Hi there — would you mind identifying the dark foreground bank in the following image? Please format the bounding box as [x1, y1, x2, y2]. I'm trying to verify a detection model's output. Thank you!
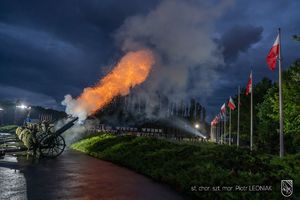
[71, 134, 300, 199]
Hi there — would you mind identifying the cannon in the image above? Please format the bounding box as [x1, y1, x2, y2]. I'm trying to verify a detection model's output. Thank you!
[37, 117, 78, 158]
[0, 117, 78, 158]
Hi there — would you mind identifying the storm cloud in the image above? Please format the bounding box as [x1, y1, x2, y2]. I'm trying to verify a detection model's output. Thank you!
[220, 25, 263, 63]
[0, 0, 300, 119]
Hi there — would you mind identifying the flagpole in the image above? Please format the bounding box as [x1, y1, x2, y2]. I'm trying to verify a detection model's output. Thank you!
[210, 124, 213, 141]
[229, 108, 231, 146]
[214, 124, 217, 142]
[216, 124, 218, 143]
[237, 86, 240, 147]
[224, 110, 227, 144]
[250, 70, 253, 151]
[218, 121, 220, 143]
[220, 117, 223, 144]
[278, 28, 284, 157]
[216, 122, 218, 143]
[222, 117, 225, 144]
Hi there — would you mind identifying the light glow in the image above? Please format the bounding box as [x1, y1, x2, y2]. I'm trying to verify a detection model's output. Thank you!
[16, 104, 30, 110]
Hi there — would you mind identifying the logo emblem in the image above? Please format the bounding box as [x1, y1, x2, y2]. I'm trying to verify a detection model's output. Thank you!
[281, 180, 293, 197]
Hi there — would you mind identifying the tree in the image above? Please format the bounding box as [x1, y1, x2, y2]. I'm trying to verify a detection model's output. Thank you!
[257, 59, 300, 154]
[230, 78, 273, 147]
[256, 86, 279, 153]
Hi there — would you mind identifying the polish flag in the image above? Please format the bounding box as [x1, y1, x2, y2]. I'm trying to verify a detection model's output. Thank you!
[218, 113, 223, 120]
[266, 34, 280, 71]
[221, 103, 226, 113]
[215, 115, 220, 122]
[246, 72, 252, 96]
[211, 118, 217, 126]
[228, 96, 236, 110]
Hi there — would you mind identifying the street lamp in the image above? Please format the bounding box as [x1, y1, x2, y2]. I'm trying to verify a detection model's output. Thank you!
[194, 123, 200, 129]
[16, 104, 32, 124]
[16, 104, 30, 110]
[0, 108, 3, 125]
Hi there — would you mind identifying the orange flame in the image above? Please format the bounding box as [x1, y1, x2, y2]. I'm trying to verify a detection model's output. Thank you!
[65, 49, 155, 119]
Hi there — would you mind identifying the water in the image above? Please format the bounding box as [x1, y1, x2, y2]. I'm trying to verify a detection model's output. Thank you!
[0, 132, 11, 137]
[0, 150, 184, 200]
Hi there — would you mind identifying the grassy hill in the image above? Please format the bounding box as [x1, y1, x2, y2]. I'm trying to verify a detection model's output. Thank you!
[71, 134, 299, 199]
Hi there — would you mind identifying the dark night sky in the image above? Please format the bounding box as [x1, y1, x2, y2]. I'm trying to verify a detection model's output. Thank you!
[0, 0, 299, 119]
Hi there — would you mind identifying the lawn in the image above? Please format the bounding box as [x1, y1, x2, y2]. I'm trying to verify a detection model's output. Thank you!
[71, 134, 299, 199]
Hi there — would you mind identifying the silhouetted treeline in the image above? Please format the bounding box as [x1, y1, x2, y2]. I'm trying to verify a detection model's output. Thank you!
[94, 93, 209, 134]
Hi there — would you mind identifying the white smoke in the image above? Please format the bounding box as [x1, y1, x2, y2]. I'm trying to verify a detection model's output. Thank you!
[62, 0, 234, 121]
[115, 0, 234, 115]
[55, 118, 100, 145]
[61, 94, 88, 122]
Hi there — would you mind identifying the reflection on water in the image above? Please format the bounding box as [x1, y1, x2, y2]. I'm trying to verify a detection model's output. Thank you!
[0, 156, 28, 200]
[0, 132, 11, 136]
[1, 150, 183, 200]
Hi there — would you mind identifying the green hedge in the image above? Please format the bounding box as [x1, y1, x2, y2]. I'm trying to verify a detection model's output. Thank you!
[71, 134, 299, 199]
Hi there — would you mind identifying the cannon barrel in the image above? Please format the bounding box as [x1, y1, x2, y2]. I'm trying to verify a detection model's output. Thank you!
[54, 117, 78, 136]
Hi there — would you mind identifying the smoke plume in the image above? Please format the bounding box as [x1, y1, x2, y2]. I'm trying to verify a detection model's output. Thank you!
[116, 0, 233, 110]
[62, 0, 233, 121]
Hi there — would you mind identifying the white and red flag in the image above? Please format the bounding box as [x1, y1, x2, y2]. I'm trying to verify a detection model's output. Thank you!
[246, 72, 252, 96]
[216, 115, 220, 122]
[266, 34, 280, 71]
[228, 96, 236, 110]
[211, 117, 217, 126]
[221, 103, 226, 113]
[218, 113, 223, 120]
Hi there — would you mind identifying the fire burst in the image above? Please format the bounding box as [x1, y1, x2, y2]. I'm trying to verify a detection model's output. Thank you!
[62, 49, 155, 121]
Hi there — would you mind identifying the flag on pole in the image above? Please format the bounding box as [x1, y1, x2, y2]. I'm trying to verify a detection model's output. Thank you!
[246, 72, 252, 96]
[216, 115, 220, 122]
[228, 97, 236, 110]
[211, 114, 221, 126]
[211, 117, 217, 126]
[266, 34, 280, 71]
[218, 113, 223, 120]
[271, 29, 284, 157]
[221, 103, 226, 113]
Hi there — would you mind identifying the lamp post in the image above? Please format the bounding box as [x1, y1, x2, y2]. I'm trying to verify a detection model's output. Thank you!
[0, 108, 3, 125]
[16, 104, 30, 110]
[16, 104, 32, 124]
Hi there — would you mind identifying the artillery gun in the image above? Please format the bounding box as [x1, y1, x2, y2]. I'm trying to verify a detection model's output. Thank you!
[0, 117, 78, 158]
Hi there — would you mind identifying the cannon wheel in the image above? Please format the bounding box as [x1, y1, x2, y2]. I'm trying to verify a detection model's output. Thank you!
[39, 134, 66, 158]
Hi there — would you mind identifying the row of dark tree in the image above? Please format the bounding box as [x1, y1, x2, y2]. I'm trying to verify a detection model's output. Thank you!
[227, 59, 300, 154]
[94, 93, 208, 132]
